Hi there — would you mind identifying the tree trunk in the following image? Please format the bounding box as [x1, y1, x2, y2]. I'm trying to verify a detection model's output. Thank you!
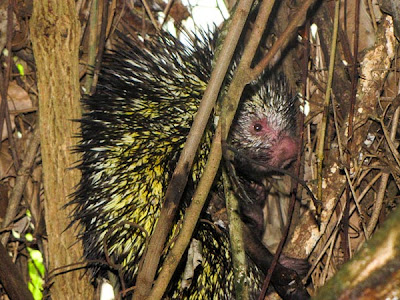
[30, 1, 93, 299]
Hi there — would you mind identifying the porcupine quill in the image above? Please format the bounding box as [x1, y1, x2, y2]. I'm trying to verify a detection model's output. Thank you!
[70, 28, 307, 299]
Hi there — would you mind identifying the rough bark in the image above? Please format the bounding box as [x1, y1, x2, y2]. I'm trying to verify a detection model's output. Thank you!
[30, 1, 93, 299]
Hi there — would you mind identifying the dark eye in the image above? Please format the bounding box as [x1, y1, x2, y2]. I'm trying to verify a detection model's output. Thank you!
[254, 123, 263, 132]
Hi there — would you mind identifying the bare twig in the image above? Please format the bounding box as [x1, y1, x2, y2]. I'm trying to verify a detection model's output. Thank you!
[249, 0, 318, 82]
[342, 0, 361, 260]
[0, 0, 20, 169]
[84, 0, 99, 94]
[1, 126, 40, 245]
[367, 105, 400, 237]
[160, 0, 175, 28]
[316, 0, 340, 204]
[223, 158, 249, 299]
[132, 0, 255, 298]
[147, 125, 223, 300]
[141, 0, 160, 32]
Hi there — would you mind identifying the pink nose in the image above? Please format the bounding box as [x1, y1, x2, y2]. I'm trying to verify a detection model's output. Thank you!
[269, 136, 299, 168]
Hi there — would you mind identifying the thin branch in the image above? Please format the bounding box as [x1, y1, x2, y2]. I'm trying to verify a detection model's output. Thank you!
[147, 125, 223, 300]
[342, 0, 360, 261]
[160, 0, 175, 28]
[90, 0, 110, 95]
[317, 0, 340, 203]
[306, 171, 383, 281]
[132, 0, 255, 298]
[249, 0, 318, 82]
[367, 105, 400, 237]
[223, 161, 249, 299]
[1, 126, 40, 245]
[0, 0, 20, 169]
[141, 0, 160, 32]
[83, 0, 99, 94]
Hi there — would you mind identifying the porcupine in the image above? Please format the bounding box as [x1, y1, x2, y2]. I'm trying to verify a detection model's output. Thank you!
[70, 28, 299, 299]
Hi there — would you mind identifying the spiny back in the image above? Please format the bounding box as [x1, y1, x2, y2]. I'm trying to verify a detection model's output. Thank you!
[73, 32, 216, 287]
[72, 29, 297, 298]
